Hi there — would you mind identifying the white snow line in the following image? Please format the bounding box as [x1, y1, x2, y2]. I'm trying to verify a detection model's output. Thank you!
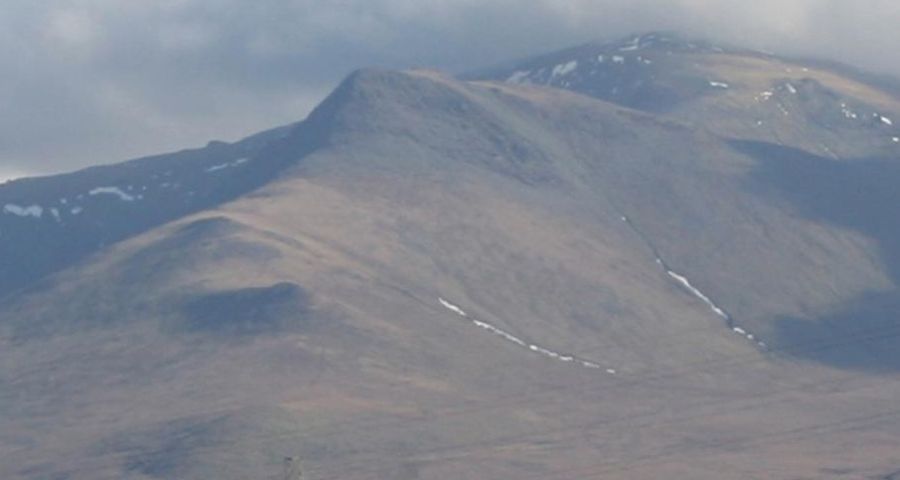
[439, 297, 467, 317]
[89, 187, 136, 202]
[473, 318, 528, 347]
[665, 270, 764, 349]
[205, 163, 230, 173]
[438, 298, 614, 373]
[666, 270, 730, 320]
[206, 157, 252, 173]
[499, 332, 528, 347]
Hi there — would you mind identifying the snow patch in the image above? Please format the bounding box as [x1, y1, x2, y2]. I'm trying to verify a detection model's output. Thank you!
[206, 157, 251, 173]
[506, 71, 531, 84]
[473, 319, 528, 347]
[551, 61, 578, 79]
[612, 55, 625, 64]
[666, 270, 729, 320]
[785, 83, 797, 94]
[439, 297, 467, 317]
[661, 266, 762, 348]
[709, 81, 729, 89]
[70, 207, 83, 215]
[438, 297, 614, 374]
[840, 103, 858, 119]
[89, 187, 136, 202]
[3, 204, 43, 218]
[618, 36, 642, 52]
[205, 163, 230, 173]
[880, 115, 893, 126]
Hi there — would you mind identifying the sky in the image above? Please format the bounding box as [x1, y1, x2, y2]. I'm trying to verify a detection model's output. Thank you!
[1, 0, 899, 180]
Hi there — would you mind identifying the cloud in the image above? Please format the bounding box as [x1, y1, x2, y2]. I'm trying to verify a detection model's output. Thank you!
[0, 0, 898, 177]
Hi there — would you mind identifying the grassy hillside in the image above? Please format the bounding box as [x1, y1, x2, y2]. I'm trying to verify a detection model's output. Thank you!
[2, 53, 900, 479]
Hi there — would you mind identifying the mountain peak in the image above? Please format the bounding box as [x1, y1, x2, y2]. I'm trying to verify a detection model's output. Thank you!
[588, 31, 730, 54]
[468, 31, 900, 136]
[296, 67, 474, 146]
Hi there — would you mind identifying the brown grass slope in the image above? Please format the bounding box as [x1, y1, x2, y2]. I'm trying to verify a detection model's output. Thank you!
[2, 65, 900, 479]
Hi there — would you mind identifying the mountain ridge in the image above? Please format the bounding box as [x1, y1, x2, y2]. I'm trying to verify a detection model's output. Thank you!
[3, 36, 900, 479]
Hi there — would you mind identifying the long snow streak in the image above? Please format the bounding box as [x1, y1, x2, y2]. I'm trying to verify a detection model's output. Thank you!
[438, 298, 615, 374]
[665, 270, 729, 320]
[664, 268, 765, 348]
[439, 297, 467, 317]
[617, 215, 765, 349]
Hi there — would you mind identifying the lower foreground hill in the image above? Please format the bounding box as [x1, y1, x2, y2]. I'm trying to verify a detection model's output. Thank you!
[2, 64, 900, 479]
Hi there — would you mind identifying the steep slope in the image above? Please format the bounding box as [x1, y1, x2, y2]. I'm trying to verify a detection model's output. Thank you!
[2, 60, 900, 480]
[473, 32, 900, 365]
[0, 122, 303, 297]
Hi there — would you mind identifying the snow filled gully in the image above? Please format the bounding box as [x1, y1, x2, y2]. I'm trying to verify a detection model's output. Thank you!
[438, 298, 617, 375]
[619, 215, 766, 350]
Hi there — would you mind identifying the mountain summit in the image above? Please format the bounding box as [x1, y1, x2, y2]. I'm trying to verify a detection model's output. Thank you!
[473, 32, 900, 155]
[2, 35, 900, 480]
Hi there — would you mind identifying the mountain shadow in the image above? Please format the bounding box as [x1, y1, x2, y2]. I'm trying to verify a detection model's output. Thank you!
[735, 140, 900, 372]
[177, 282, 313, 337]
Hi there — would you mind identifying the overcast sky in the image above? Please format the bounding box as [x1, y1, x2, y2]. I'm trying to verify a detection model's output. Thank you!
[1, 0, 898, 180]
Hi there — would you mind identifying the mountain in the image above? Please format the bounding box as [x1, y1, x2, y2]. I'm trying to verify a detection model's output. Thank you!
[2, 34, 900, 479]
[470, 32, 900, 154]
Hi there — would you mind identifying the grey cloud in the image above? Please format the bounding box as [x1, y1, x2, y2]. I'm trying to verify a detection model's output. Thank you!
[1, 0, 898, 177]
